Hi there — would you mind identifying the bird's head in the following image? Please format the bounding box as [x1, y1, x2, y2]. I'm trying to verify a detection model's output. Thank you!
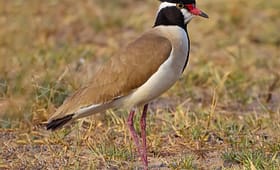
[155, 0, 208, 28]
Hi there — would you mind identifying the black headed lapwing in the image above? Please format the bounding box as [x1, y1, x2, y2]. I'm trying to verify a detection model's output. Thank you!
[47, 0, 208, 169]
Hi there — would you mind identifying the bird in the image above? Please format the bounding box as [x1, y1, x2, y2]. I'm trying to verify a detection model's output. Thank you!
[46, 0, 208, 169]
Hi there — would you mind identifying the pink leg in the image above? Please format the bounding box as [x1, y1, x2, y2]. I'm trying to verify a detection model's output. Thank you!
[140, 104, 149, 169]
[127, 106, 149, 170]
[127, 109, 142, 158]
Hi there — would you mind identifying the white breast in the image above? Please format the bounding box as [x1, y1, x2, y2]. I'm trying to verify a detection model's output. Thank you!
[118, 26, 189, 108]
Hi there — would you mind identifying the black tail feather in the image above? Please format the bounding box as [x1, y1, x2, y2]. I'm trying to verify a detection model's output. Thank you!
[46, 114, 74, 131]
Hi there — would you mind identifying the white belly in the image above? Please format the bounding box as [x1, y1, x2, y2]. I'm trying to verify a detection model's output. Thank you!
[119, 26, 189, 108]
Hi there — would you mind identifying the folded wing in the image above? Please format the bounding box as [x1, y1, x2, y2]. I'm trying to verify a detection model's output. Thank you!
[48, 30, 172, 121]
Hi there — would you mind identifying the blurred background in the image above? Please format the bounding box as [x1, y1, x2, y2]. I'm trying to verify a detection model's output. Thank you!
[0, 0, 279, 127]
[0, 0, 279, 169]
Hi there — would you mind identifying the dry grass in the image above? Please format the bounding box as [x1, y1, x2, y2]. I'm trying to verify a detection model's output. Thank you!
[0, 0, 280, 169]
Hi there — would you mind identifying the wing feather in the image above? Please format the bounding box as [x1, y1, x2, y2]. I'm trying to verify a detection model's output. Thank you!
[49, 30, 172, 120]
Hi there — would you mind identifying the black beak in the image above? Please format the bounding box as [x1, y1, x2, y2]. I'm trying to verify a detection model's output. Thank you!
[199, 11, 209, 18]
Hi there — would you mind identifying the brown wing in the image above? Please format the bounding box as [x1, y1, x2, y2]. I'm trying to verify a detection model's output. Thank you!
[50, 30, 172, 119]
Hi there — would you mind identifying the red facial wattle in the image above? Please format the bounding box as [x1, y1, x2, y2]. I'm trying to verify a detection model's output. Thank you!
[185, 4, 209, 18]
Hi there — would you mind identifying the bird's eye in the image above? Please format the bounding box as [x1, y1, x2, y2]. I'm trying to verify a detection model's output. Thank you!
[176, 3, 184, 9]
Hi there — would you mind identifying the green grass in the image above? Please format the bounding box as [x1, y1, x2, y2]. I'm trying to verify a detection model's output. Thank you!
[1, 0, 280, 169]
[222, 150, 279, 169]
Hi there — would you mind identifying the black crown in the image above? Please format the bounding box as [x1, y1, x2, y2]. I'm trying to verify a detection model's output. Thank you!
[159, 0, 195, 4]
